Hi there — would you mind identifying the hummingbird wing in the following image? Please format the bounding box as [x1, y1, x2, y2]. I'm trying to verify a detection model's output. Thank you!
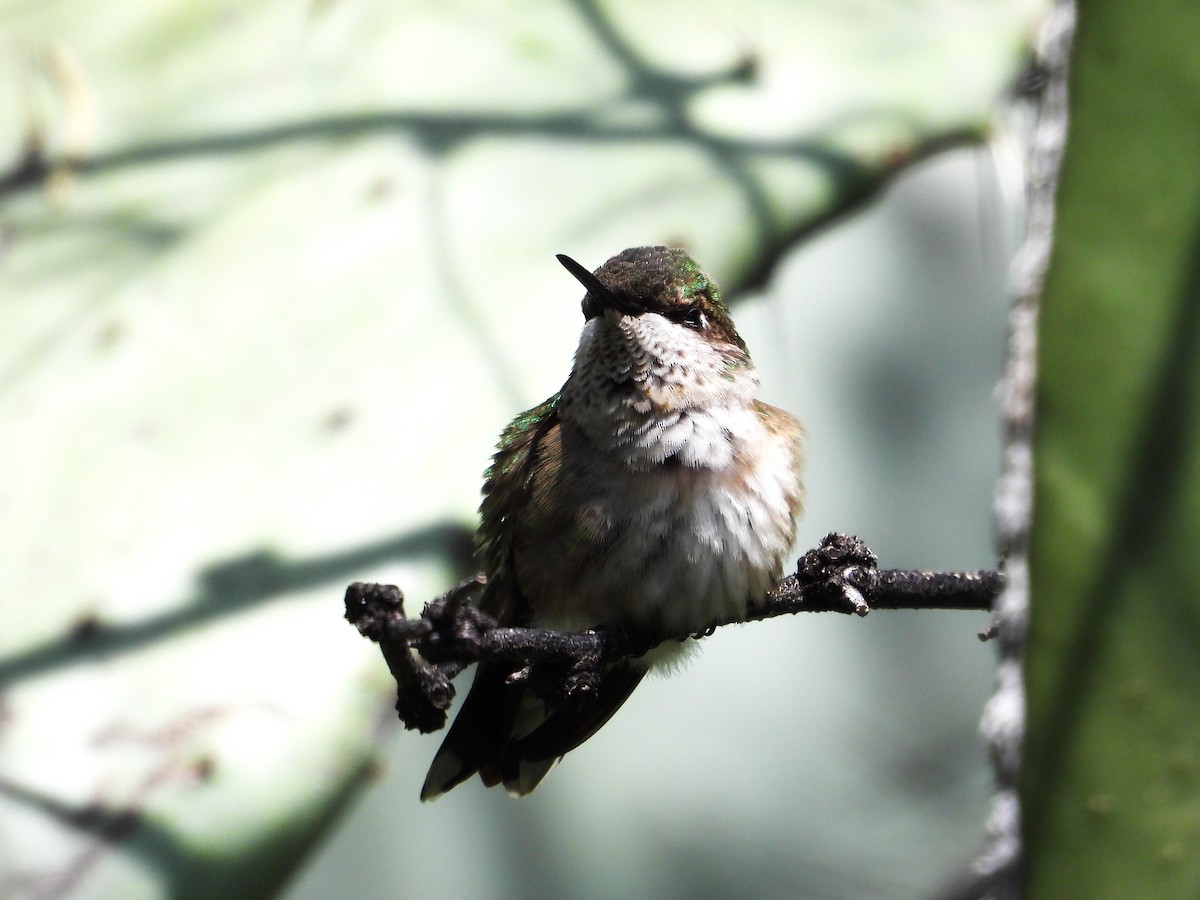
[422, 392, 658, 798]
[479, 397, 650, 794]
[421, 395, 559, 801]
[474, 393, 563, 622]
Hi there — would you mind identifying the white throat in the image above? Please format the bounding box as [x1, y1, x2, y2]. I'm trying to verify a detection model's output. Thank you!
[558, 312, 759, 470]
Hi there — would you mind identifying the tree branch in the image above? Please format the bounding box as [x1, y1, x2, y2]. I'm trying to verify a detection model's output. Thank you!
[344, 532, 1002, 734]
[964, 4, 1076, 898]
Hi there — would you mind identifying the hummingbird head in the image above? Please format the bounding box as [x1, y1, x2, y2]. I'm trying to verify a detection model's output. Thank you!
[556, 247, 748, 359]
[556, 247, 759, 458]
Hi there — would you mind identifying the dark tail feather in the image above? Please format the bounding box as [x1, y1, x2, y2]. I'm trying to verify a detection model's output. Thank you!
[420, 662, 522, 801]
[499, 664, 647, 796]
[422, 662, 648, 799]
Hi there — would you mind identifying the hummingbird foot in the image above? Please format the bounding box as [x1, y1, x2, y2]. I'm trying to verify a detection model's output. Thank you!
[420, 575, 496, 665]
[505, 656, 603, 713]
[795, 532, 881, 617]
[557, 656, 605, 710]
[521, 632, 609, 712]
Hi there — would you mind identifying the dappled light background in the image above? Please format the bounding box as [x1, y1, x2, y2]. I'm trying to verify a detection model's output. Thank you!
[1, 1, 1038, 897]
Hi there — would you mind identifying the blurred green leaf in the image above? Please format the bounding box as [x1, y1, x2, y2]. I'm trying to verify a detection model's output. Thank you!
[1023, 1, 1200, 896]
[1, 0, 1044, 896]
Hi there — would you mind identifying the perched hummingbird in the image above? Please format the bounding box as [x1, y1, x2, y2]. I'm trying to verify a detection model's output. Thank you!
[421, 246, 805, 799]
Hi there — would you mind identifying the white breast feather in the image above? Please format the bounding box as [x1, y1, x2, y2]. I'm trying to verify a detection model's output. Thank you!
[548, 312, 802, 643]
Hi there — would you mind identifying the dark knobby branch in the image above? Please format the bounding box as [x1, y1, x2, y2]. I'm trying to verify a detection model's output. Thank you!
[344, 532, 1003, 735]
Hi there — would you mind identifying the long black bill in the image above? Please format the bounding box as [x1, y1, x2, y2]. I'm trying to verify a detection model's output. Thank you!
[556, 253, 645, 316]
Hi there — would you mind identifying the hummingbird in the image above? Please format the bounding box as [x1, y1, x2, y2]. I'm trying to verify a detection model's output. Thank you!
[421, 246, 805, 799]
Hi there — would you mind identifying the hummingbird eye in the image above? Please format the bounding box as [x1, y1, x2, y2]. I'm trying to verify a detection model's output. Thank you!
[679, 305, 707, 329]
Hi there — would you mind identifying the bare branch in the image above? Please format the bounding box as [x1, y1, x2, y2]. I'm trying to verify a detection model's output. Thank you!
[968, 3, 1077, 898]
[344, 533, 1002, 735]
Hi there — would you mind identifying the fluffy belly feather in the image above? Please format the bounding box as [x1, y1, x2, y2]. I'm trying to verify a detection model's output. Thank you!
[514, 409, 801, 637]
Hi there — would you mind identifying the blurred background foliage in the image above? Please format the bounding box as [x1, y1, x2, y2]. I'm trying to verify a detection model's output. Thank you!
[0, 1, 1050, 898]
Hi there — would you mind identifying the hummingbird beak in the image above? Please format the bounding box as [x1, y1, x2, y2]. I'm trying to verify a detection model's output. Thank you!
[556, 253, 646, 316]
